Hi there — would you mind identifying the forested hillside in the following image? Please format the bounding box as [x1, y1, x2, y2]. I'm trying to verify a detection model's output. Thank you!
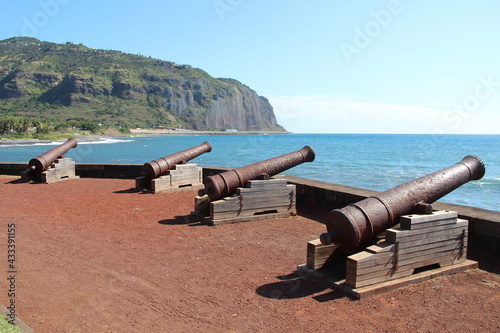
[0, 37, 285, 133]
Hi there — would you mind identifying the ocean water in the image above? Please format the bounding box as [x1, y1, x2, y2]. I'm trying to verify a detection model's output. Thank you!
[1, 134, 498, 211]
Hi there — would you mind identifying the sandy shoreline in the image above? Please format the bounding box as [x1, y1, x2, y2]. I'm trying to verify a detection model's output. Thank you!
[0, 136, 114, 146]
[0, 135, 130, 146]
[0, 130, 290, 146]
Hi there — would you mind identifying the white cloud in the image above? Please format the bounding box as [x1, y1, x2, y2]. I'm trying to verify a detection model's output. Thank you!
[267, 95, 500, 134]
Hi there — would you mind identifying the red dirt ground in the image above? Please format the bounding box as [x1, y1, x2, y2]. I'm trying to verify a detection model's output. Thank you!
[0, 176, 498, 332]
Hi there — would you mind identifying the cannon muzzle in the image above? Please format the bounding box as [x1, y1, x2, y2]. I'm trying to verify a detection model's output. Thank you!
[320, 155, 485, 252]
[142, 141, 212, 179]
[29, 138, 78, 174]
[204, 145, 315, 201]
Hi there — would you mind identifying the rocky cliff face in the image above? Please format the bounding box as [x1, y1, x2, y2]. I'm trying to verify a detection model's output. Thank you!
[0, 37, 285, 131]
[205, 83, 277, 131]
[0, 70, 61, 98]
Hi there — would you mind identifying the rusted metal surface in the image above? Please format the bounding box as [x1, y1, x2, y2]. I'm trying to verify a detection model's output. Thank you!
[28, 138, 78, 174]
[204, 146, 315, 201]
[142, 141, 212, 179]
[320, 155, 486, 252]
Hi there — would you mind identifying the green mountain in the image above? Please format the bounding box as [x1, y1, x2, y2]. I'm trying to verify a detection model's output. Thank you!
[0, 37, 285, 131]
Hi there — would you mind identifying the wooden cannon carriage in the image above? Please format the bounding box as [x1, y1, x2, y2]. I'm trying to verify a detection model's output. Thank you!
[194, 146, 315, 225]
[299, 155, 485, 299]
[21, 138, 79, 183]
[136, 141, 212, 193]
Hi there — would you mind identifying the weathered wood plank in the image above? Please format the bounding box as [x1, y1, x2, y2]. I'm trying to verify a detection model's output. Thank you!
[348, 236, 467, 271]
[143, 163, 202, 192]
[41, 158, 79, 184]
[223, 189, 294, 198]
[386, 220, 468, 242]
[151, 175, 171, 191]
[244, 179, 288, 188]
[351, 260, 477, 298]
[204, 178, 296, 223]
[350, 243, 467, 279]
[306, 239, 337, 270]
[400, 210, 458, 229]
[211, 191, 294, 205]
[234, 184, 289, 195]
[344, 211, 470, 289]
[347, 251, 468, 288]
[211, 196, 295, 213]
[393, 230, 468, 250]
[208, 211, 295, 226]
[211, 204, 296, 220]
[400, 217, 457, 230]
[297, 260, 478, 300]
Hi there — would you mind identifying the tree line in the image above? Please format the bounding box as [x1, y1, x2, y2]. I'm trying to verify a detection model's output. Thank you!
[0, 116, 101, 136]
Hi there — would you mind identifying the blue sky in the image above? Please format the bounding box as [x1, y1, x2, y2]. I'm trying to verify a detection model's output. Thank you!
[1, 0, 499, 134]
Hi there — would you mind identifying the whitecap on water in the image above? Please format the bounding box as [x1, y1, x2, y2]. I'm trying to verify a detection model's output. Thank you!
[77, 138, 135, 145]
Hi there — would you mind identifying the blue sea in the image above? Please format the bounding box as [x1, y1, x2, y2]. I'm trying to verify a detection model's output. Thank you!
[1, 134, 498, 211]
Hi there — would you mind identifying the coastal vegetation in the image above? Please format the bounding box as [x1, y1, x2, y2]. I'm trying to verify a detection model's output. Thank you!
[0, 115, 128, 140]
[0, 37, 285, 137]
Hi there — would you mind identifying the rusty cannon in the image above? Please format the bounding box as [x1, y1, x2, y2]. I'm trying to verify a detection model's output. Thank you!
[204, 146, 316, 201]
[142, 141, 212, 180]
[23, 138, 79, 183]
[319, 155, 485, 253]
[29, 138, 78, 174]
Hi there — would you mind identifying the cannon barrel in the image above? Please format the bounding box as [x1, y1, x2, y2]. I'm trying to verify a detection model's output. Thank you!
[142, 141, 212, 180]
[204, 146, 316, 201]
[320, 155, 485, 252]
[29, 138, 78, 174]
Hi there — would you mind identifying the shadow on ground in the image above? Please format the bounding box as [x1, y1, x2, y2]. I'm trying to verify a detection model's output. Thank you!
[256, 271, 347, 301]
[158, 215, 205, 227]
[113, 188, 146, 194]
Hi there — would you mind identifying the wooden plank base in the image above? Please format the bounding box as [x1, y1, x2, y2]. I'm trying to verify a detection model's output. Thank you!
[204, 211, 296, 226]
[196, 178, 297, 225]
[136, 163, 203, 193]
[42, 174, 80, 184]
[24, 158, 79, 184]
[299, 210, 477, 299]
[147, 184, 204, 194]
[346, 211, 469, 288]
[307, 239, 337, 270]
[297, 259, 478, 300]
